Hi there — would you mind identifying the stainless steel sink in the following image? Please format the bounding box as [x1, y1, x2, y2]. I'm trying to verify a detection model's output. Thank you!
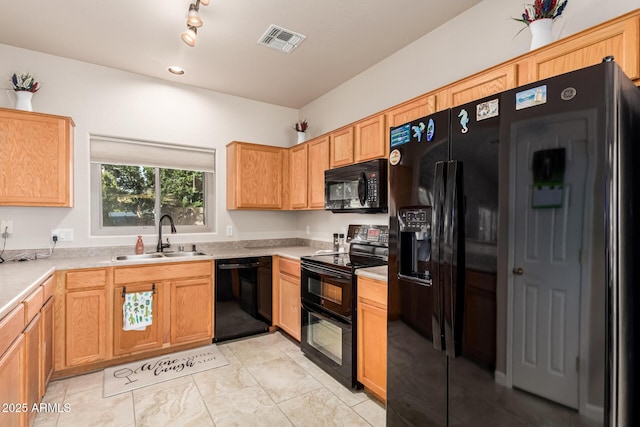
[115, 253, 165, 261]
[162, 251, 208, 258]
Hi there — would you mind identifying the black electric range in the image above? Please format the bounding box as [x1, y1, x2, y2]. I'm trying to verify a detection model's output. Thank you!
[299, 224, 388, 389]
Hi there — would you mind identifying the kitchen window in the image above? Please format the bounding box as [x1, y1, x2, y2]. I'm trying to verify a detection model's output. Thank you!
[90, 136, 215, 235]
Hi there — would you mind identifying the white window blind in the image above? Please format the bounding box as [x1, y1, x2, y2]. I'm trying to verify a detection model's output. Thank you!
[90, 135, 215, 173]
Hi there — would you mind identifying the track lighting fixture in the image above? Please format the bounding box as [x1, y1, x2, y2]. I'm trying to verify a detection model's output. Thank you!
[181, 26, 197, 47]
[199, 0, 210, 5]
[187, 3, 203, 28]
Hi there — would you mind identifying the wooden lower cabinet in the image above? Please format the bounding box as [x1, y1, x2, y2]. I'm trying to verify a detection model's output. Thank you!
[275, 257, 301, 341]
[65, 287, 109, 367]
[0, 335, 25, 427]
[170, 277, 213, 344]
[40, 297, 54, 397]
[24, 313, 42, 426]
[113, 282, 164, 356]
[357, 276, 387, 401]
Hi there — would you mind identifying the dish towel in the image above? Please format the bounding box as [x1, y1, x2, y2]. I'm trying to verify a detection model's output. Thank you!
[123, 291, 153, 331]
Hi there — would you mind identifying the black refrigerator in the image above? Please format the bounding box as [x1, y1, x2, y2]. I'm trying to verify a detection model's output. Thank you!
[387, 59, 640, 426]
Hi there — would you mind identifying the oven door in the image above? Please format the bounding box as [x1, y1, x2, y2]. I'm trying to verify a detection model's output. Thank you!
[301, 300, 355, 389]
[300, 262, 353, 319]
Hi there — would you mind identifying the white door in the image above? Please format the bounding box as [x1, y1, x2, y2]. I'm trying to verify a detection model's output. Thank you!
[510, 116, 588, 409]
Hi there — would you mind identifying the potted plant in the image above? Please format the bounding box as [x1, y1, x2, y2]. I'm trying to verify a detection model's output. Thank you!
[9, 72, 40, 111]
[293, 119, 309, 144]
[514, 0, 569, 50]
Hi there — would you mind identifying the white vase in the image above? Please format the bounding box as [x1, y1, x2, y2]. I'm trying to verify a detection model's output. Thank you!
[529, 18, 554, 51]
[14, 91, 34, 111]
[297, 131, 307, 144]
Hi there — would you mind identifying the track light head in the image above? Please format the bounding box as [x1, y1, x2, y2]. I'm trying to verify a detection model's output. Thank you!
[187, 3, 203, 27]
[181, 26, 197, 47]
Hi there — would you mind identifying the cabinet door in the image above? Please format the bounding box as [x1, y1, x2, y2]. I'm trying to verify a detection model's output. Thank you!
[40, 297, 54, 398]
[113, 282, 164, 356]
[329, 127, 355, 168]
[171, 277, 213, 344]
[278, 273, 301, 341]
[357, 277, 387, 401]
[227, 142, 286, 209]
[24, 313, 41, 426]
[65, 289, 108, 366]
[386, 95, 437, 129]
[355, 114, 387, 162]
[0, 108, 74, 207]
[0, 335, 25, 427]
[289, 143, 308, 209]
[307, 136, 329, 209]
[442, 64, 517, 109]
[517, 16, 640, 84]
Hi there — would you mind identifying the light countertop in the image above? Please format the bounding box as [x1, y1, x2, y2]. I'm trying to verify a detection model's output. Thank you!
[0, 246, 388, 320]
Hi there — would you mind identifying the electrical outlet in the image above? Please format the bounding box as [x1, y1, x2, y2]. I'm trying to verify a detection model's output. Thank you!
[0, 220, 13, 236]
[226, 225, 233, 236]
[51, 228, 74, 242]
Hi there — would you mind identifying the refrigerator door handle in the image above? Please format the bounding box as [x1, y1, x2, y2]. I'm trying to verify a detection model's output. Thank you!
[431, 161, 446, 352]
[443, 160, 465, 358]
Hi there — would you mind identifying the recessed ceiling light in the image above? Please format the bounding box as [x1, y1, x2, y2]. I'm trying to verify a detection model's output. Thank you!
[168, 66, 185, 75]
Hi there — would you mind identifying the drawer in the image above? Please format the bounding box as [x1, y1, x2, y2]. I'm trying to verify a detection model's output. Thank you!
[66, 268, 108, 290]
[114, 261, 213, 284]
[41, 274, 55, 301]
[279, 258, 301, 278]
[0, 304, 25, 356]
[23, 286, 44, 324]
[358, 276, 387, 308]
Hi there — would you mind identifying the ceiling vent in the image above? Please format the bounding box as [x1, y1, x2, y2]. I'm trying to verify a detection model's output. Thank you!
[258, 24, 306, 54]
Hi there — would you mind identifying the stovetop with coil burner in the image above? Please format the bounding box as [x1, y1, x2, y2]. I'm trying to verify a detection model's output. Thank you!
[302, 224, 389, 272]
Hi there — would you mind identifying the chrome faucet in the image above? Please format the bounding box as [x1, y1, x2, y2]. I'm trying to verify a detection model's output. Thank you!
[157, 214, 177, 252]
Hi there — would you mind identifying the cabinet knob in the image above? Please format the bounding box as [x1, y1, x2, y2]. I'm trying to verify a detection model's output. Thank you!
[513, 267, 524, 275]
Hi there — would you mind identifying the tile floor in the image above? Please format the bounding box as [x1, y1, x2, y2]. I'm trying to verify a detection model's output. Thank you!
[33, 332, 386, 427]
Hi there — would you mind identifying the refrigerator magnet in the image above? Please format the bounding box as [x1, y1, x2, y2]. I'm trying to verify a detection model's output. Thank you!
[477, 99, 499, 121]
[389, 149, 401, 166]
[516, 85, 547, 110]
[458, 109, 469, 133]
[426, 118, 435, 141]
[412, 122, 426, 142]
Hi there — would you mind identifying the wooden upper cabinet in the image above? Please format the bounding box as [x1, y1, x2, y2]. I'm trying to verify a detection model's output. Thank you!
[307, 136, 329, 209]
[289, 143, 308, 209]
[329, 126, 354, 168]
[441, 64, 517, 109]
[227, 141, 287, 210]
[0, 108, 74, 207]
[517, 14, 640, 84]
[386, 95, 436, 129]
[355, 114, 387, 162]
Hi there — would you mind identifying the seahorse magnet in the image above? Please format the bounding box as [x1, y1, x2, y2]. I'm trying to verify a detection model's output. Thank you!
[458, 109, 469, 134]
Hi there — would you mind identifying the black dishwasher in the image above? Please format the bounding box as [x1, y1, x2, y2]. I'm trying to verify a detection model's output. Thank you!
[214, 257, 272, 342]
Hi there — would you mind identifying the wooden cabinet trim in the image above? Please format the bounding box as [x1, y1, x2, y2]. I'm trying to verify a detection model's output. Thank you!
[66, 268, 108, 290]
[278, 258, 301, 277]
[0, 304, 25, 357]
[114, 261, 213, 285]
[23, 286, 44, 325]
[41, 274, 55, 302]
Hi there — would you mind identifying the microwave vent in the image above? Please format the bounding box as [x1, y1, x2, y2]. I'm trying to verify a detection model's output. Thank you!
[258, 24, 306, 54]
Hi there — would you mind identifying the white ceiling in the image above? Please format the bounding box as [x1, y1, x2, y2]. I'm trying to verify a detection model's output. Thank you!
[0, 0, 482, 108]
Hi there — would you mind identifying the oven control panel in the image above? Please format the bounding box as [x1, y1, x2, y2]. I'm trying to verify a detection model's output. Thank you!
[347, 224, 389, 245]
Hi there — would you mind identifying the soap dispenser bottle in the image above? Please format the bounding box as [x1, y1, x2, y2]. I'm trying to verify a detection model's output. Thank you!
[135, 236, 144, 254]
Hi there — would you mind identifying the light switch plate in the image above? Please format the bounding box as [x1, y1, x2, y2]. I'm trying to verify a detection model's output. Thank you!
[226, 226, 233, 236]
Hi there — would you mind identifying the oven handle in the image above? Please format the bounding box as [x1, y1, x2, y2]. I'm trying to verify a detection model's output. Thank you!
[301, 263, 353, 281]
[302, 300, 351, 326]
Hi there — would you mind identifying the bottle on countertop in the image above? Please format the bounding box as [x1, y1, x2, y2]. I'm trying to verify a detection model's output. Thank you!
[135, 236, 144, 254]
[338, 233, 345, 253]
[333, 233, 340, 252]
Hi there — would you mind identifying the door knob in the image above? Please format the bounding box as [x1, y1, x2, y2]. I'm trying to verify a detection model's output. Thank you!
[513, 267, 524, 275]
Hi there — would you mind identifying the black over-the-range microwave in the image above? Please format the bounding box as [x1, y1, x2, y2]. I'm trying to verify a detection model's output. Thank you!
[324, 159, 388, 213]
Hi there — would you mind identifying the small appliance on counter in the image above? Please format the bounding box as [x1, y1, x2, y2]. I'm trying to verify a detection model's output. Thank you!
[300, 224, 388, 389]
[324, 159, 388, 213]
